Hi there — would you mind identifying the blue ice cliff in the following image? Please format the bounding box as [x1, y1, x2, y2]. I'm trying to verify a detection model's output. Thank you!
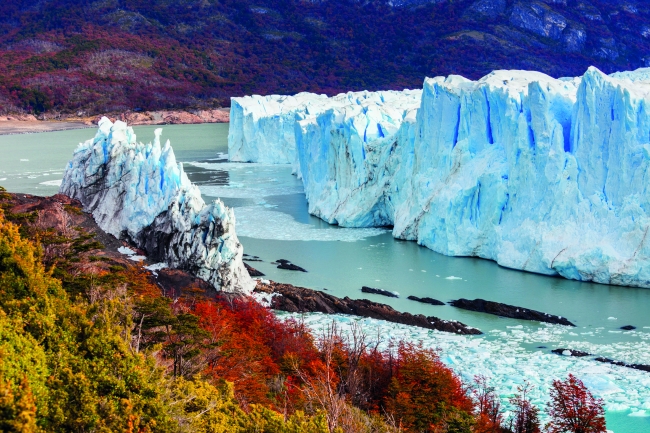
[228, 89, 422, 167]
[229, 67, 650, 288]
[61, 117, 255, 293]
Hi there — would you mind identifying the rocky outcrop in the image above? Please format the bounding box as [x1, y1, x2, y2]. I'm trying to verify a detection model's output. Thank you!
[256, 281, 482, 335]
[244, 262, 265, 277]
[449, 299, 575, 326]
[361, 286, 399, 298]
[408, 295, 445, 306]
[60, 117, 254, 293]
[275, 259, 307, 272]
[552, 348, 590, 357]
[509, 2, 567, 40]
[595, 358, 650, 373]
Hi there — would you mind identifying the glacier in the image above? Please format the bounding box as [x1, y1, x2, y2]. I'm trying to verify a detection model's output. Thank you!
[228, 67, 650, 289]
[228, 89, 422, 167]
[61, 117, 254, 293]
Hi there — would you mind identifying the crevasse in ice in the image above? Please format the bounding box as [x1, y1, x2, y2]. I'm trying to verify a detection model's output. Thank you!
[229, 67, 650, 289]
[61, 117, 254, 293]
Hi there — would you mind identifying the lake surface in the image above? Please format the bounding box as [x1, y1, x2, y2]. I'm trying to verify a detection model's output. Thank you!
[1, 123, 649, 432]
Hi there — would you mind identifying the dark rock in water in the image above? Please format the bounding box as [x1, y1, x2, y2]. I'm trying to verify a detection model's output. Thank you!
[620, 325, 636, 331]
[362, 286, 398, 298]
[408, 295, 444, 305]
[277, 262, 307, 272]
[276, 259, 291, 264]
[255, 281, 482, 335]
[537, 346, 547, 349]
[243, 257, 263, 262]
[449, 298, 575, 326]
[595, 357, 650, 373]
[244, 262, 265, 277]
[552, 348, 591, 357]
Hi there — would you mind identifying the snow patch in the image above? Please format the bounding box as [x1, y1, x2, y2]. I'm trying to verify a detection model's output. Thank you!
[118, 246, 137, 256]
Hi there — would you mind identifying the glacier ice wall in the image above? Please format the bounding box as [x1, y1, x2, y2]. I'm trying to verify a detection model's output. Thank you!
[228, 89, 422, 167]
[61, 117, 254, 293]
[228, 67, 650, 288]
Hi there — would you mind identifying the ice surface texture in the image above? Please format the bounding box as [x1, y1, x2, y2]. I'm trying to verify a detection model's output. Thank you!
[229, 67, 650, 288]
[61, 117, 254, 293]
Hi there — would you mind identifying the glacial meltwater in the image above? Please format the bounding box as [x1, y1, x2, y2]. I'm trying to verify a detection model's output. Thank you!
[1, 123, 649, 432]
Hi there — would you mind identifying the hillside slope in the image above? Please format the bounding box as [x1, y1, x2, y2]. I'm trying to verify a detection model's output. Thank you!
[0, 0, 648, 114]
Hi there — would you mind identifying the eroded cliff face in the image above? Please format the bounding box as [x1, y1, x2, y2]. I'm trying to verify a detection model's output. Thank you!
[228, 67, 650, 288]
[61, 117, 254, 293]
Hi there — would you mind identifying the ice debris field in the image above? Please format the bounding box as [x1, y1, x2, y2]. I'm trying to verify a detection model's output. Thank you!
[229, 67, 650, 289]
[282, 312, 650, 423]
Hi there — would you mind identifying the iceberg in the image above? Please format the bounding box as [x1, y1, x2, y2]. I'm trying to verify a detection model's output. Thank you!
[228, 67, 650, 289]
[61, 117, 254, 293]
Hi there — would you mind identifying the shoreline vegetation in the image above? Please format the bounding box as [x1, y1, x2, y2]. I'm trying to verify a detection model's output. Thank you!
[0, 108, 230, 135]
[0, 189, 610, 433]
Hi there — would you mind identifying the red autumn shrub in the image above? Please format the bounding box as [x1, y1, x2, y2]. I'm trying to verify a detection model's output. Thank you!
[473, 375, 506, 433]
[383, 342, 475, 432]
[546, 374, 606, 433]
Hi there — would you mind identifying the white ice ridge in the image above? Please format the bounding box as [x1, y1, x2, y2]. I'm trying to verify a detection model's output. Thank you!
[60, 117, 254, 294]
[229, 67, 650, 289]
[228, 89, 422, 166]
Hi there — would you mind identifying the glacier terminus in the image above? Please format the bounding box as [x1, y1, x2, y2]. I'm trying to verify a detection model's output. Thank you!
[229, 67, 650, 289]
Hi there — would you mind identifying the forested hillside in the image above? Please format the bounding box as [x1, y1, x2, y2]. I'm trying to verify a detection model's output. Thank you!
[0, 0, 648, 115]
[0, 188, 607, 432]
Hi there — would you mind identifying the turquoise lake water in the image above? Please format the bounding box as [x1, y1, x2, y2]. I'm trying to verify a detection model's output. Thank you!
[1, 123, 649, 432]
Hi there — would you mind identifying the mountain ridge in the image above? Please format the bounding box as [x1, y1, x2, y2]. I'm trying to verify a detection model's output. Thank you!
[0, 0, 648, 115]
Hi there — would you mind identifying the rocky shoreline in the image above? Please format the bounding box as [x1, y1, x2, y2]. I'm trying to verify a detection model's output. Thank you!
[0, 108, 230, 135]
[255, 281, 482, 335]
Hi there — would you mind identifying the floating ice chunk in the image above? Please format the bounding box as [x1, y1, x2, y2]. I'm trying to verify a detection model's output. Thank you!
[39, 179, 62, 186]
[445, 276, 463, 280]
[144, 262, 168, 275]
[629, 410, 648, 417]
[609, 317, 618, 320]
[20, 159, 28, 162]
[118, 246, 137, 256]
